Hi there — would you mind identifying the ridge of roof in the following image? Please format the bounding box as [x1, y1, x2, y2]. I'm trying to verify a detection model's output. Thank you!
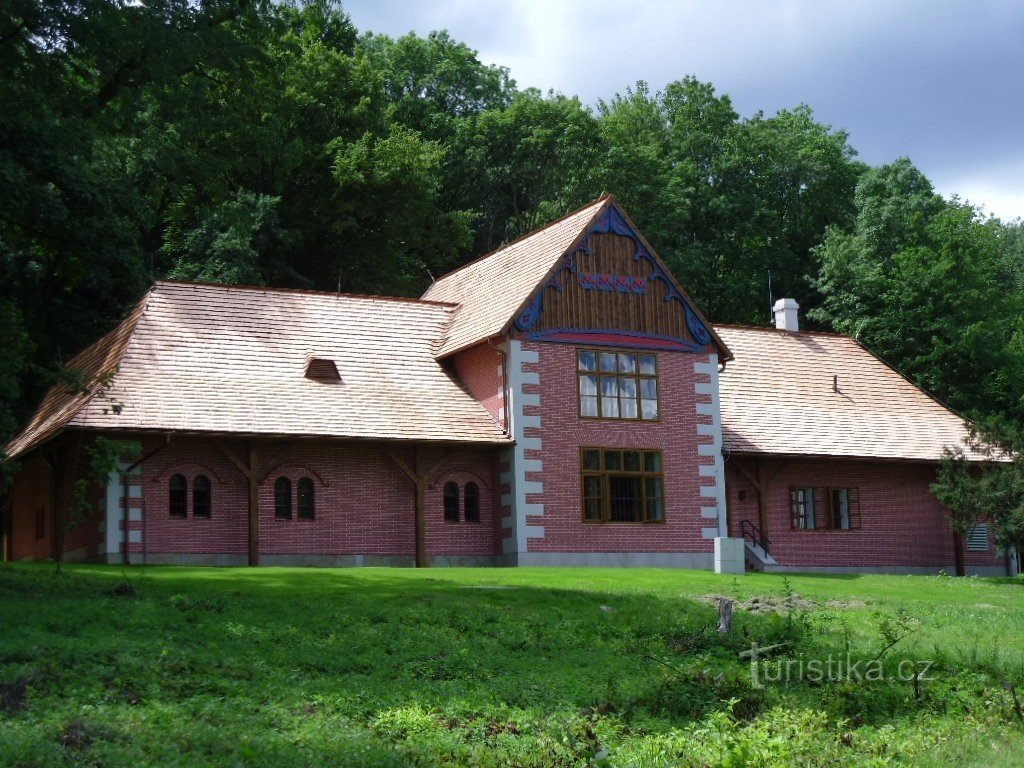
[154, 279, 459, 308]
[713, 323, 855, 340]
[427, 194, 612, 288]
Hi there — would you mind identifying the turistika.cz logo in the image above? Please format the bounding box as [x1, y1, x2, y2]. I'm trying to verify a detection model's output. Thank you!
[740, 642, 935, 690]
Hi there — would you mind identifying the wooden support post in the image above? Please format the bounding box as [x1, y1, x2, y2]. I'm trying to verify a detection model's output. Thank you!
[1, 489, 11, 562]
[248, 441, 260, 567]
[385, 446, 451, 569]
[414, 449, 426, 569]
[755, 461, 769, 538]
[217, 441, 260, 566]
[732, 458, 788, 545]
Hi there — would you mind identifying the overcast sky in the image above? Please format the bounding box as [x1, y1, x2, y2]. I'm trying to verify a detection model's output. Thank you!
[343, 0, 1024, 222]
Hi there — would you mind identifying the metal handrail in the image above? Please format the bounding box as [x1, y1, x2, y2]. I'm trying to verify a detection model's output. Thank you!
[740, 520, 771, 555]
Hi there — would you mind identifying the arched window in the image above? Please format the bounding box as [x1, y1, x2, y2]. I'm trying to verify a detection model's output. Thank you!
[443, 481, 459, 522]
[169, 474, 187, 517]
[464, 482, 480, 523]
[274, 477, 292, 520]
[297, 477, 315, 520]
[193, 475, 211, 518]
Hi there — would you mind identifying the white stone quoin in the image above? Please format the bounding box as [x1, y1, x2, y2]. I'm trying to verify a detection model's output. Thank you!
[714, 537, 746, 575]
[773, 298, 799, 332]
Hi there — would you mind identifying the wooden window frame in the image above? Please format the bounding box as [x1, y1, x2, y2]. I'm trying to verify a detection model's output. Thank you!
[464, 482, 481, 523]
[169, 474, 187, 518]
[580, 447, 666, 524]
[443, 481, 460, 523]
[274, 477, 292, 520]
[789, 486, 861, 531]
[193, 475, 212, 519]
[297, 477, 315, 521]
[577, 349, 660, 423]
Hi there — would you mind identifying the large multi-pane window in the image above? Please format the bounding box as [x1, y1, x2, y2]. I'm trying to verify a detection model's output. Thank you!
[581, 448, 665, 523]
[578, 350, 659, 421]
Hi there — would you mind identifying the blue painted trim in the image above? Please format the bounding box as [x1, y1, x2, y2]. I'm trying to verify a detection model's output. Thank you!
[523, 328, 707, 353]
[515, 203, 714, 347]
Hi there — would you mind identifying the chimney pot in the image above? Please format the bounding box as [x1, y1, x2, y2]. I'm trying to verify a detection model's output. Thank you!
[773, 298, 800, 332]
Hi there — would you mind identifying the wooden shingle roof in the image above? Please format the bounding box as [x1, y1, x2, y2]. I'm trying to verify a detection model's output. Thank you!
[4, 282, 510, 458]
[422, 197, 609, 357]
[716, 325, 985, 462]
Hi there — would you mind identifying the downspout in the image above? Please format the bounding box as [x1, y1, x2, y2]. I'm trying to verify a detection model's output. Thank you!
[486, 336, 512, 437]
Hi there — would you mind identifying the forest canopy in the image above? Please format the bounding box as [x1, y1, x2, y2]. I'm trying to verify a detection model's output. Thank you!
[2, 0, 1023, 453]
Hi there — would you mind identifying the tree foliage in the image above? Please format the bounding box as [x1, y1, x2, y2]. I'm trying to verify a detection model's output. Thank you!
[811, 160, 1024, 420]
[934, 419, 1024, 555]
[1, 0, 1023, 461]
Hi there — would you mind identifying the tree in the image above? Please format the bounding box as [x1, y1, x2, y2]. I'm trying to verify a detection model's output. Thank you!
[594, 79, 861, 323]
[359, 29, 514, 142]
[811, 159, 1024, 419]
[934, 418, 1024, 560]
[451, 90, 602, 253]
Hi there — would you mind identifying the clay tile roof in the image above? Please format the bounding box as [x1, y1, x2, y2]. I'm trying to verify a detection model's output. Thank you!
[4, 282, 510, 458]
[715, 325, 986, 462]
[422, 197, 609, 357]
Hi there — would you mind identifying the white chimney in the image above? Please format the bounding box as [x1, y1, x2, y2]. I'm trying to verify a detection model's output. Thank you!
[773, 298, 800, 332]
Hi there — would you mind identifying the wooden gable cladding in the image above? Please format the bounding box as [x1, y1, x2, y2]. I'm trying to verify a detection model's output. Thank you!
[511, 203, 719, 354]
[524, 232, 700, 348]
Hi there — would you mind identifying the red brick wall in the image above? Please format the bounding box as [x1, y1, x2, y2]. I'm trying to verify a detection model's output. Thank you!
[8, 456, 55, 561]
[452, 342, 505, 429]
[138, 438, 248, 557]
[135, 438, 499, 560]
[424, 451, 501, 557]
[725, 458, 1008, 571]
[8, 449, 104, 562]
[524, 341, 714, 554]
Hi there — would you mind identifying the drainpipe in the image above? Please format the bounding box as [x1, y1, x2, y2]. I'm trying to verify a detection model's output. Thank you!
[486, 336, 511, 437]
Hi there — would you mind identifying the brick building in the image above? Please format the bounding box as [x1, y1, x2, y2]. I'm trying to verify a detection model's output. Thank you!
[1, 196, 1013, 575]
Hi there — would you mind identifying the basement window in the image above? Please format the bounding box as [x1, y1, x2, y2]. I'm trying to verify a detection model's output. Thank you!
[305, 357, 340, 382]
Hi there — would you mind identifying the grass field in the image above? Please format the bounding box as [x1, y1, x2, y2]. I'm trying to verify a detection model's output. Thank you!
[1, 564, 1022, 767]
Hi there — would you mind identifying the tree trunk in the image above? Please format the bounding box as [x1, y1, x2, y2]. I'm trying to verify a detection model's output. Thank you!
[716, 599, 733, 634]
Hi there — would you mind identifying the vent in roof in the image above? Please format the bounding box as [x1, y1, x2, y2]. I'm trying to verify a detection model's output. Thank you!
[305, 357, 340, 382]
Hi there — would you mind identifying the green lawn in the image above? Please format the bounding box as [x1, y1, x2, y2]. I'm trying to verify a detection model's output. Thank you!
[1, 564, 1022, 767]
